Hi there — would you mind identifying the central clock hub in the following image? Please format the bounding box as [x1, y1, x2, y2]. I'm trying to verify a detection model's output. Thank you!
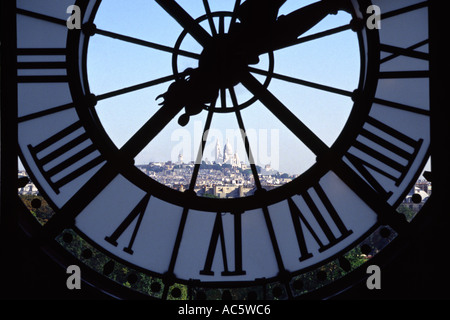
[199, 34, 247, 89]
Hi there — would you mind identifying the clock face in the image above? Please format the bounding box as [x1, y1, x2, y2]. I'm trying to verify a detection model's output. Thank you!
[17, 0, 431, 299]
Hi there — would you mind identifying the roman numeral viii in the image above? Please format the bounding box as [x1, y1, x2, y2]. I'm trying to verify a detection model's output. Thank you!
[288, 185, 353, 261]
[28, 121, 104, 194]
[344, 116, 423, 200]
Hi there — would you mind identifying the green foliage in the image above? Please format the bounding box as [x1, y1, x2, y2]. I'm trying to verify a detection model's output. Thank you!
[396, 203, 416, 222]
[19, 196, 393, 300]
[56, 229, 164, 298]
[202, 193, 219, 198]
[19, 194, 55, 225]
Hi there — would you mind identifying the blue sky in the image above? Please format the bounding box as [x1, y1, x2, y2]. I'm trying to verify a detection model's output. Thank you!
[86, 0, 361, 175]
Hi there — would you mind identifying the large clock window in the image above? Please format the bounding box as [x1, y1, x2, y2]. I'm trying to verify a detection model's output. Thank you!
[86, 0, 361, 198]
[15, 0, 432, 301]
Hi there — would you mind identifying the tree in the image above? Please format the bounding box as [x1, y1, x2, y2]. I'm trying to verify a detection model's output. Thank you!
[396, 204, 416, 222]
[19, 194, 54, 225]
[202, 193, 219, 199]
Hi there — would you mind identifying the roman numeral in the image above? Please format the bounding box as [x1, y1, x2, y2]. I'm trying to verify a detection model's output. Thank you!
[378, 39, 429, 78]
[17, 48, 68, 83]
[345, 116, 423, 199]
[18, 102, 75, 123]
[200, 211, 246, 276]
[378, 70, 429, 79]
[28, 121, 104, 194]
[380, 1, 428, 21]
[17, 8, 67, 27]
[105, 194, 151, 254]
[288, 185, 352, 261]
[373, 96, 430, 117]
[377, 2, 429, 79]
[380, 40, 429, 64]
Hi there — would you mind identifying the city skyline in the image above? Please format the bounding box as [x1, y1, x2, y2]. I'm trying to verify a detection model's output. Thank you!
[87, 0, 360, 175]
[15, 0, 432, 181]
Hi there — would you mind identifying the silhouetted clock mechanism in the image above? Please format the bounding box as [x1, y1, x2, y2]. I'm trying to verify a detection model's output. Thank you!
[13, 0, 434, 300]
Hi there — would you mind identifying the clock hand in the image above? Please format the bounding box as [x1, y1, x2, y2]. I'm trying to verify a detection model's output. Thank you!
[156, 0, 352, 128]
[234, 0, 286, 31]
[269, 0, 353, 52]
[228, 0, 284, 64]
[156, 68, 219, 127]
[230, 0, 352, 61]
[121, 69, 217, 158]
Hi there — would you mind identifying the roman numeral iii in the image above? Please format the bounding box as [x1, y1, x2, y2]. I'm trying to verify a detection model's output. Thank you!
[17, 48, 68, 83]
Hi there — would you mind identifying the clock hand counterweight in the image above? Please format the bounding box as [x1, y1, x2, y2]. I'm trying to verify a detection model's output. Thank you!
[155, 68, 219, 127]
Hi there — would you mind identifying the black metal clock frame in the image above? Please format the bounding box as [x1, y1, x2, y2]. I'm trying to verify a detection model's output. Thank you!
[2, 0, 448, 300]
